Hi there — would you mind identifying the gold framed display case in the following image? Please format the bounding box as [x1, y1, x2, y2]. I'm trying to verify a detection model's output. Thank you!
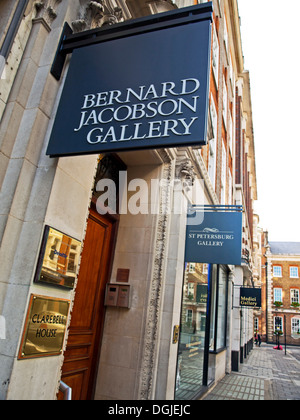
[34, 226, 81, 289]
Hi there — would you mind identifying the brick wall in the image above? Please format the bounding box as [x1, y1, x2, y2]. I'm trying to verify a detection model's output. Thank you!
[271, 258, 300, 345]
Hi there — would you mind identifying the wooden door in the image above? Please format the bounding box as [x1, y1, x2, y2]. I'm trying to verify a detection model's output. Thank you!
[59, 209, 116, 400]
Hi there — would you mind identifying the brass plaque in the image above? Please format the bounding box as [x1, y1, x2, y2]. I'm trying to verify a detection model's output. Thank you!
[173, 325, 180, 344]
[18, 295, 70, 360]
[34, 226, 81, 289]
[116, 268, 130, 283]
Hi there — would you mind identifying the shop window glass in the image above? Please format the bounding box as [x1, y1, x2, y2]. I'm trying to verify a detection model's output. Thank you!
[209, 267, 217, 352]
[175, 263, 212, 400]
[216, 266, 228, 349]
[175, 264, 228, 400]
[207, 265, 217, 385]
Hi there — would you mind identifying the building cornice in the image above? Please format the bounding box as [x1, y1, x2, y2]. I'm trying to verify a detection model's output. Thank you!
[226, 0, 244, 74]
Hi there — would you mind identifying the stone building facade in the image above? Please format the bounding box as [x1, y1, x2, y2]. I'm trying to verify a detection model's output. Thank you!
[0, 0, 258, 400]
[258, 237, 300, 346]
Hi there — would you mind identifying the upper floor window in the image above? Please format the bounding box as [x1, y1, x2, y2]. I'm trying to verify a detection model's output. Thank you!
[274, 288, 282, 303]
[212, 23, 219, 88]
[228, 170, 232, 205]
[273, 266, 282, 278]
[223, 17, 229, 59]
[188, 283, 195, 299]
[290, 266, 299, 278]
[188, 263, 196, 273]
[228, 112, 233, 154]
[292, 318, 300, 334]
[202, 264, 208, 274]
[222, 77, 228, 128]
[220, 142, 226, 204]
[229, 53, 235, 93]
[291, 289, 299, 305]
[186, 309, 193, 324]
[208, 95, 217, 189]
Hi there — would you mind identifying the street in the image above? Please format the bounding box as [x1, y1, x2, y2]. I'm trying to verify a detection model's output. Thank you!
[202, 344, 300, 400]
[288, 346, 300, 363]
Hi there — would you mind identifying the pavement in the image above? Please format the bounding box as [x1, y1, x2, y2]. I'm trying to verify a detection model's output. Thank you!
[202, 343, 300, 400]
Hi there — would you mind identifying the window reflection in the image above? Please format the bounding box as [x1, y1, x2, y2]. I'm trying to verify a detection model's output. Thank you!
[175, 263, 209, 400]
[35, 227, 81, 289]
[175, 263, 229, 400]
[217, 266, 228, 349]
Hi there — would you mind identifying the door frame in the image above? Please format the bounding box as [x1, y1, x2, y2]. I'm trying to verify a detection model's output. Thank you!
[86, 201, 120, 399]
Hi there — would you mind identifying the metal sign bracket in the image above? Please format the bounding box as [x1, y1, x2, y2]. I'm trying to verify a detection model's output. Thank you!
[50, 3, 213, 81]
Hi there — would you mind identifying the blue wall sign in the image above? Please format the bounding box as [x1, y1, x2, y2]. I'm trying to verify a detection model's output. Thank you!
[47, 6, 212, 157]
[185, 207, 243, 265]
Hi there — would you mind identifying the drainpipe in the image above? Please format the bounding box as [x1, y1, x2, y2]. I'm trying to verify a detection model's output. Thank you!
[0, 0, 30, 75]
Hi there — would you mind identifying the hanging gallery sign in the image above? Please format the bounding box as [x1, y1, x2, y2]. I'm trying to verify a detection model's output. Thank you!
[240, 288, 262, 308]
[47, 4, 212, 157]
[185, 206, 243, 265]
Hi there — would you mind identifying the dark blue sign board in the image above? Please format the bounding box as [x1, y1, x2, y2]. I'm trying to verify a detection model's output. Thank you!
[240, 288, 262, 308]
[185, 206, 243, 265]
[47, 4, 212, 157]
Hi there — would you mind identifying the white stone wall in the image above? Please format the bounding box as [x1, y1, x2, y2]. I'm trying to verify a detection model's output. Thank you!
[0, 0, 258, 400]
[0, 0, 94, 400]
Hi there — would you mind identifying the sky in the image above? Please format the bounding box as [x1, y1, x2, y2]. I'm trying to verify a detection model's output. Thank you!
[237, 0, 300, 242]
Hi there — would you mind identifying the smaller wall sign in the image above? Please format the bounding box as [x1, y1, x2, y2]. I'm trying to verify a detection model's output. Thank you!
[34, 226, 81, 289]
[18, 295, 70, 360]
[116, 268, 130, 283]
[185, 206, 243, 265]
[240, 288, 262, 308]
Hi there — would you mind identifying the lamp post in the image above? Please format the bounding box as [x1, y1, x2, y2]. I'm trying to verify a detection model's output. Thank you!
[284, 315, 287, 355]
[274, 326, 282, 350]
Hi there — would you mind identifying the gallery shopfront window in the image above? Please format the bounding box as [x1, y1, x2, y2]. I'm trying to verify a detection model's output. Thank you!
[175, 263, 229, 400]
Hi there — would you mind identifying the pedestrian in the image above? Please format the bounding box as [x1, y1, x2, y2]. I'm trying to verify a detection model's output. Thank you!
[257, 333, 261, 347]
[254, 332, 258, 346]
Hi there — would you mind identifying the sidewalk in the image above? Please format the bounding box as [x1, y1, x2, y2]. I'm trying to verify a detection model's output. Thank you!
[202, 344, 300, 400]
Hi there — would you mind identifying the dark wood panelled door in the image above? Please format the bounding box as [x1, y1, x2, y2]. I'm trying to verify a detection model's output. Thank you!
[59, 209, 115, 400]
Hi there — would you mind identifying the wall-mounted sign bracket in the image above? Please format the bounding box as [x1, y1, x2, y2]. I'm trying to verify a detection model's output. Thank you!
[51, 3, 213, 81]
[51, 22, 73, 81]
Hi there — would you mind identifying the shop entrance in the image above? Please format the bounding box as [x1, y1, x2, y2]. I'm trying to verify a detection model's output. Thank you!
[58, 154, 124, 400]
[175, 264, 229, 400]
[175, 263, 212, 400]
[58, 208, 117, 400]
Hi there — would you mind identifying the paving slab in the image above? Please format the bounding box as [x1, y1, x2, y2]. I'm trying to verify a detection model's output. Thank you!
[202, 344, 300, 400]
